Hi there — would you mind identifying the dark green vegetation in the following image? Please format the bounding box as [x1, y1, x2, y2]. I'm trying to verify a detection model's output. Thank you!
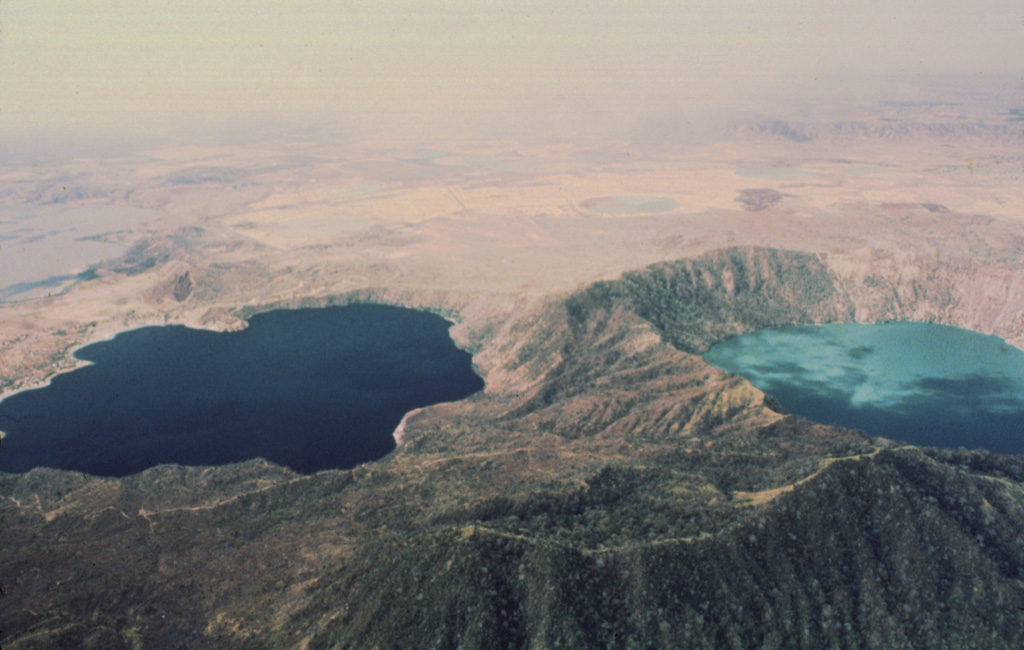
[2, 247, 1023, 648]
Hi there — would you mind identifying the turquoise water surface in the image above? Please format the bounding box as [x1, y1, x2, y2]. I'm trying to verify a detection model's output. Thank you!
[703, 322, 1024, 455]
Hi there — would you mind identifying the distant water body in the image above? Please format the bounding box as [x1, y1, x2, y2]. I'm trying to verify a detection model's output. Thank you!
[703, 322, 1024, 455]
[579, 195, 680, 216]
[0, 203, 158, 302]
[0, 305, 484, 476]
[735, 168, 816, 181]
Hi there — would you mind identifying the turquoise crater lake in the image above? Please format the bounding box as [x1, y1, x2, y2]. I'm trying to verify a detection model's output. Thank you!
[0, 304, 484, 477]
[703, 322, 1024, 455]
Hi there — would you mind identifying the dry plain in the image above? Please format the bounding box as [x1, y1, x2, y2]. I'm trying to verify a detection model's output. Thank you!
[2, 116, 1024, 398]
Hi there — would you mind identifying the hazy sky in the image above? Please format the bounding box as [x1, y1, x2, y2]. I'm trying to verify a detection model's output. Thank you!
[3, 1, 1021, 145]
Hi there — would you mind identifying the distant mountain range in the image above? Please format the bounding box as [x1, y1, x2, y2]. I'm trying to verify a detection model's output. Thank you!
[729, 117, 1024, 144]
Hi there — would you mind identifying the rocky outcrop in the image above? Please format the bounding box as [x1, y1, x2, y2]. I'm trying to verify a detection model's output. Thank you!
[141, 264, 196, 305]
[735, 188, 786, 211]
[172, 271, 192, 302]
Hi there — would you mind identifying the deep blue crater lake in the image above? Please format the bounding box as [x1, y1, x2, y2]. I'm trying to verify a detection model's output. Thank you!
[703, 322, 1024, 455]
[0, 304, 484, 476]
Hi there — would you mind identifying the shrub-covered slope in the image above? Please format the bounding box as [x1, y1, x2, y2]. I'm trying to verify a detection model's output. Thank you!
[303, 449, 1024, 650]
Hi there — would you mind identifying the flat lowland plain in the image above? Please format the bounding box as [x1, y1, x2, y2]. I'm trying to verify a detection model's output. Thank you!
[2, 122, 1023, 396]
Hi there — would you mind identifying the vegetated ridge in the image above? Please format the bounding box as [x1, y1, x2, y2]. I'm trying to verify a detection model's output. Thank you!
[2, 247, 1023, 649]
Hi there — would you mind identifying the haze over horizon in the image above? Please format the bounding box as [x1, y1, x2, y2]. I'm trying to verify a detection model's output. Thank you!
[3, 1, 1022, 154]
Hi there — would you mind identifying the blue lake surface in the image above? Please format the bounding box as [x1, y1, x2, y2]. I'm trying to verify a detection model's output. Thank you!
[0, 305, 484, 476]
[703, 322, 1024, 455]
